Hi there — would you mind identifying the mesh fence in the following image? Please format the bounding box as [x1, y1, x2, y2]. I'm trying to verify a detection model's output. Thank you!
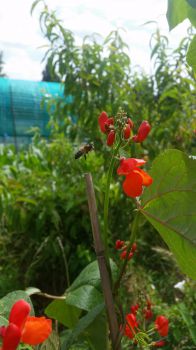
[0, 78, 64, 147]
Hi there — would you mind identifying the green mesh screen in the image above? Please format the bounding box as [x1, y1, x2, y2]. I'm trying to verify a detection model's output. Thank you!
[0, 78, 64, 146]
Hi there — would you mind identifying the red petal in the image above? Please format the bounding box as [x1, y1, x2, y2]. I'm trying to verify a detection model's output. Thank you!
[98, 111, 108, 133]
[155, 316, 169, 337]
[133, 121, 151, 143]
[136, 168, 153, 186]
[107, 130, 115, 146]
[1, 323, 21, 350]
[123, 124, 131, 139]
[9, 300, 31, 331]
[122, 171, 143, 197]
[117, 158, 146, 175]
[21, 316, 52, 345]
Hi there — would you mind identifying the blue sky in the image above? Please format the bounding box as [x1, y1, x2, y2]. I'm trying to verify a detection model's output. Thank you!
[0, 0, 190, 80]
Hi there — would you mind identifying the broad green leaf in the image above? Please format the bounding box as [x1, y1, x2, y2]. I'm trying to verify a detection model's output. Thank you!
[45, 300, 81, 328]
[166, 0, 188, 30]
[0, 291, 34, 319]
[178, 303, 196, 344]
[65, 285, 103, 311]
[187, 35, 196, 73]
[85, 312, 107, 350]
[68, 259, 118, 292]
[61, 303, 104, 350]
[40, 331, 60, 350]
[187, 5, 196, 26]
[141, 150, 196, 279]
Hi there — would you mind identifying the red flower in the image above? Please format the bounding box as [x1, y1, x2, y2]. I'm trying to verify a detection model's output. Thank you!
[124, 313, 138, 339]
[130, 304, 139, 315]
[143, 308, 153, 320]
[123, 124, 131, 139]
[98, 111, 114, 134]
[0, 300, 52, 350]
[107, 130, 115, 146]
[120, 250, 133, 260]
[153, 340, 166, 347]
[132, 121, 151, 143]
[117, 158, 152, 197]
[155, 316, 169, 337]
[115, 240, 125, 249]
[131, 242, 137, 253]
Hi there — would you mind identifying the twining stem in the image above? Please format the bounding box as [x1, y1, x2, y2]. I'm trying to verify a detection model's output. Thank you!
[103, 140, 122, 261]
[113, 210, 141, 294]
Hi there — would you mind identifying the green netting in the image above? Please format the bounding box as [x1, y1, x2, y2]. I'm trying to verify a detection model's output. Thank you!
[0, 78, 64, 146]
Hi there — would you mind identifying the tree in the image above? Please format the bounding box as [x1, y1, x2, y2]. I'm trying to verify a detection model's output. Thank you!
[0, 51, 6, 77]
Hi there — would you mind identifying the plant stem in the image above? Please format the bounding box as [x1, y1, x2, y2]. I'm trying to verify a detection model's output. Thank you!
[113, 210, 141, 294]
[103, 141, 122, 261]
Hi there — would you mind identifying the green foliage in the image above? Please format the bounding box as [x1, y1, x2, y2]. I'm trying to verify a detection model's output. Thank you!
[166, 0, 196, 73]
[61, 303, 105, 350]
[0, 290, 34, 321]
[141, 150, 196, 279]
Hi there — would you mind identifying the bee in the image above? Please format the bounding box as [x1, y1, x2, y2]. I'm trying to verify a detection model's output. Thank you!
[74, 143, 94, 160]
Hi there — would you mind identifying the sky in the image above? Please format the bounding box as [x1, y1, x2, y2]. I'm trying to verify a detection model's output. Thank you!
[0, 0, 190, 81]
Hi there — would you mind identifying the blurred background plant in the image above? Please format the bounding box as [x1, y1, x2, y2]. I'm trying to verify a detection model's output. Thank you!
[0, 1, 195, 348]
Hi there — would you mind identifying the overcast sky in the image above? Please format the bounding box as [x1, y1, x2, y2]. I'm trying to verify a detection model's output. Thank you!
[0, 0, 190, 81]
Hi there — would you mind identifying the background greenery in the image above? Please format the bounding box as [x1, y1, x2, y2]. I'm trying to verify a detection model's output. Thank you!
[0, 1, 196, 348]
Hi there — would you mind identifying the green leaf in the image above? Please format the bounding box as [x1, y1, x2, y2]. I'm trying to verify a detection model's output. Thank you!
[25, 287, 41, 296]
[0, 316, 8, 327]
[187, 35, 196, 73]
[61, 303, 105, 350]
[0, 291, 34, 319]
[39, 331, 60, 350]
[141, 150, 196, 279]
[85, 312, 107, 350]
[45, 300, 81, 328]
[166, 0, 188, 30]
[178, 303, 196, 344]
[66, 285, 103, 311]
[68, 259, 118, 292]
[30, 0, 43, 15]
[187, 5, 196, 26]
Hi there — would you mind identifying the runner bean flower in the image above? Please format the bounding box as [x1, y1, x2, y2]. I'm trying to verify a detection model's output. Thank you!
[117, 157, 153, 197]
[0, 299, 52, 350]
[155, 315, 169, 337]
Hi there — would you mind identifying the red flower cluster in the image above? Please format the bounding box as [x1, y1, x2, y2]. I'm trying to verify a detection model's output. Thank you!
[124, 301, 169, 347]
[115, 240, 137, 261]
[117, 158, 152, 197]
[124, 313, 138, 339]
[98, 110, 151, 147]
[0, 299, 52, 350]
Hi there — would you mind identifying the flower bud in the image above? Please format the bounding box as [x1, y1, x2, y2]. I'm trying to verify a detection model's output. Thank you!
[132, 120, 151, 143]
[107, 130, 115, 146]
[127, 118, 134, 129]
[120, 250, 127, 260]
[123, 124, 131, 139]
[131, 242, 137, 253]
[153, 340, 165, 347]
[115, 240, 125, 250]
[143, 308, 153, 320]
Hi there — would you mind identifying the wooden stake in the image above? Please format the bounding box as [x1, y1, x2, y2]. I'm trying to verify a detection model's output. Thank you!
[85, 173, 121, 350]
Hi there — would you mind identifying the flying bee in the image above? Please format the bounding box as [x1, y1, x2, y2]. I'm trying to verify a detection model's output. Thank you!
[74, 143, 94, 160]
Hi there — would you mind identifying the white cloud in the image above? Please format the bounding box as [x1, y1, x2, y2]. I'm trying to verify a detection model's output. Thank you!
[0, 0, 191, 80]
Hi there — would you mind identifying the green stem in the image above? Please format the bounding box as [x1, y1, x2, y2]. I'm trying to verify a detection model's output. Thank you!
[103, 141, 122, 261]
[113, 210, 141, 294]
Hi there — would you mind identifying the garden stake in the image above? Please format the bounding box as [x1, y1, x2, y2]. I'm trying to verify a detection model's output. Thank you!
[85, 173, 121, 350]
